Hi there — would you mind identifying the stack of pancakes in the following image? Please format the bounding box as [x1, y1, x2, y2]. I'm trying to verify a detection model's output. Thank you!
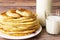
[0, 8, 40, 36]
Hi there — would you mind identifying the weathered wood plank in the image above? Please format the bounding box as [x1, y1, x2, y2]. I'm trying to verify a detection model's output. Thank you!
[0, 0, 60, 6]
[0, 0, 36, 6]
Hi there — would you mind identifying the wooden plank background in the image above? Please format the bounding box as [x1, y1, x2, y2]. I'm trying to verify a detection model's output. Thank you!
[0, 0, 35, 6]
[0, 0, 36, 13]
[0, 0, 60, 13]
[0, 0, 59, 6]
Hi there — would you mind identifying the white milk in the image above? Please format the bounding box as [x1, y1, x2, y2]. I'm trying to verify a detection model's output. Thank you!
[36, 0, 52, 26]
[46, 16, 60, 34]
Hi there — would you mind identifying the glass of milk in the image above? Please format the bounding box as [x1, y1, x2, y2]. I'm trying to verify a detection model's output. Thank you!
[46, 10, 60, 34]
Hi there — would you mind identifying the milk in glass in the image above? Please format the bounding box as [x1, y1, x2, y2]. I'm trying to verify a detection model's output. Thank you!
[46, 16, 60, 34]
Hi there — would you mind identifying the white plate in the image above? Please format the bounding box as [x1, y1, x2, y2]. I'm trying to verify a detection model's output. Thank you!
[0, 26, 42, 39]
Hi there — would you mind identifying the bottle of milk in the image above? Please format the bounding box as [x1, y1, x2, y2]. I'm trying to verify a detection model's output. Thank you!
[36, 0, 52, 26]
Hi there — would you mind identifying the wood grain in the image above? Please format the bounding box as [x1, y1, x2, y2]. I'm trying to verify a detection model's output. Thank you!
[0, 0, 59, 13]
[52, 0, 60, 6]
[0, 0, 36, 6]
[0, 0, 60, 6]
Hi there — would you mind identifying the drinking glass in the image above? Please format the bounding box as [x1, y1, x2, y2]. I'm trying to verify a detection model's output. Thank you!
[46, 10, 60, 34]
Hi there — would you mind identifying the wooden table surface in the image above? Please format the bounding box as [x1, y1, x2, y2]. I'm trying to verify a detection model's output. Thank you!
[0, 0, 60, 40]
[25, 28, 60, 40]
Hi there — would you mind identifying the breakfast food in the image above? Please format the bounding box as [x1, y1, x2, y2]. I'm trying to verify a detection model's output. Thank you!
[0, 8, 40, 36]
